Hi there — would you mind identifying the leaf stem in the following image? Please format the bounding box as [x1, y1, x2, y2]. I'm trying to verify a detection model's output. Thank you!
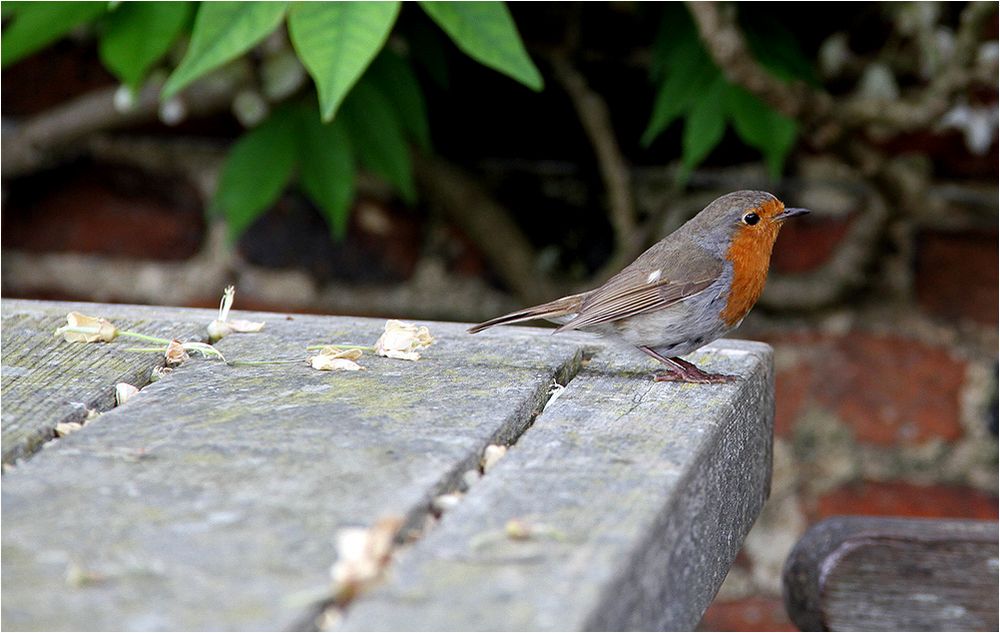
[227, 359, 303, 367]
[118, 330, 174, 345]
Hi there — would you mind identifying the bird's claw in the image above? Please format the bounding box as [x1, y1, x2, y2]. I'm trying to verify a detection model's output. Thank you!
[652, 369, 735, 384]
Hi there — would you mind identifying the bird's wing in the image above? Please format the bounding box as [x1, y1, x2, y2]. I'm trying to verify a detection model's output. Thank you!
[556, 246, 723, 332]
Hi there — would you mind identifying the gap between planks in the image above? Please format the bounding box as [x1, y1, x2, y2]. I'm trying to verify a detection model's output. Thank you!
[2, 315, 198, 469]
[296, 345, 597, 630]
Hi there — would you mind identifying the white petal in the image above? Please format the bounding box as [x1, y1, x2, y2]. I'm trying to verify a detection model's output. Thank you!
[310, 356, 364, 371]
[227, 319, 265, 333]
[164, 340, 189, 365]
[207, 320, 233, 342]
[378, 349, 421, 361]
[54, 422, 83, 437]
[334, 528, 371, 563]
[115, 383, 139, 405]
[373, 320, 434, 359]
[481, 444, 507, 473]
[56, 312, 118, 343]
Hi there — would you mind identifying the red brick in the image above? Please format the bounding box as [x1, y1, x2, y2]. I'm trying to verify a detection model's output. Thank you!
[816, 481, 999, 521]
[774, 365, 813, 437]
[915, 229, 998, 325]
[882, 128, 999, 180]
[3, 163, 204, 260]
[1, 42, 115, 116]
[699, 597, 797, 632]
[771, 214, 853, 274]
[765, 332, 966, 445]
[445, 225, 490, 277]
[817, 333, 965, 444]
[238, 195, 420, 284]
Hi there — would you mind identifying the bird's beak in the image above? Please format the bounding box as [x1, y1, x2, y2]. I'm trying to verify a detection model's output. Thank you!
[775, 207, 810, 222]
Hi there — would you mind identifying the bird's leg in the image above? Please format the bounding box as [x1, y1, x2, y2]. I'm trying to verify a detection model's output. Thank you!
[638, 346, 734, 384]
[659, 356, 734, 383]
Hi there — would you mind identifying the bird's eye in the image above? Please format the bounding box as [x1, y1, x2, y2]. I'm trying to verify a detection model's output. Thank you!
[742, 212, 760, 226]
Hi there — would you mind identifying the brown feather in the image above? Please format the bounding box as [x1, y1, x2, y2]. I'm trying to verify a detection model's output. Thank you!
[555, 244, 723, 332]
[467, 293, 586, 333]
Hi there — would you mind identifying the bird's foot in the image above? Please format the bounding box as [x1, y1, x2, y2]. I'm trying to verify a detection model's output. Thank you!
[652, 367, 734, 384]
[638, 346, 736, 384]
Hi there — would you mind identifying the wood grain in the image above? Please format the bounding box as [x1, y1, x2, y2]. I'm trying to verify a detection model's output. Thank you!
[2, 300, 774, 631]
[783, 516, 1000, 632]
[339, 342, 774, 631]
[1, 300, 207, 463]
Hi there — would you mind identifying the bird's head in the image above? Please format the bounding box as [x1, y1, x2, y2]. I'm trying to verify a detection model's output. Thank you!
[690, 190, 810, 259]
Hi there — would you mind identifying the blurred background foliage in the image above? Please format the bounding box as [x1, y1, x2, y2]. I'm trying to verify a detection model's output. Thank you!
[1, 0, 996, 317]
[2, 0, 808, 244]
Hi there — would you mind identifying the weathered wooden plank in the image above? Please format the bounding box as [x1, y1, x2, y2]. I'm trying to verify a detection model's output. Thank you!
[1, 300, 207, 464]
[783, 516, 1000, 632]
[338, 340, 774, 631]
[2, 305, 588, 631]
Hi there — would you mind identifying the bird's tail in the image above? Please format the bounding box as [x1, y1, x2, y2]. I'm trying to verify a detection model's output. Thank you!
[467, 293, 586, 334]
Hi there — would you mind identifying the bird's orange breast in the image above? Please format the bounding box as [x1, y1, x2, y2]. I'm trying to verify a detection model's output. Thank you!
[720, 200, 783, 326]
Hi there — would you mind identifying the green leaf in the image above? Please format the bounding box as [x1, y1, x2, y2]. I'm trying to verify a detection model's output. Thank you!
[419, 1, 542, 91]
[406, 18, 450, 88]
[288, 1, 400, 123]
[643, 4, 720, 147]
[742, 15, 819, 86]
[367, 50, 431, 151]
[213, 109, 297, 242]
[649, 3, 697, 84]
[296, 109, 356, 239]
[162, 1, 287, 100]
[641, 44, 717, 147]
[681, 76, 727, 173]
[725, 85, 797, 179]
[1, 1, 107, 68]
[99, 2, 192, 89]
[341, 78, 416, 203]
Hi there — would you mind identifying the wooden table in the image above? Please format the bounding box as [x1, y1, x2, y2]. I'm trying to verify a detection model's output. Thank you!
[784, 516, 1000, 631]
[1, 299, 774, 631]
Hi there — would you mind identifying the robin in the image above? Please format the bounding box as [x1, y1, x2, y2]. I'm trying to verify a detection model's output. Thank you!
[468, 190, 809, 383]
